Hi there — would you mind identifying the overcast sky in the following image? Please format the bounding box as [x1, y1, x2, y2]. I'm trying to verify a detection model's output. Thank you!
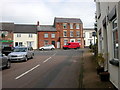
[1, 0, 96, 28]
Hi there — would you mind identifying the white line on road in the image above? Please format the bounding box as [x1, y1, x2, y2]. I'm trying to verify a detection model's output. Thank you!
[43, 57, 52, 63]
[15, 64, 40, 80]
[52, 53, 56, 56]
[43, 52, 57, 63]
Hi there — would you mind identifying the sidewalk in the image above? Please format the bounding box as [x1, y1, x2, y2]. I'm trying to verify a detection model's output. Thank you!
[82, 50, 117, 89]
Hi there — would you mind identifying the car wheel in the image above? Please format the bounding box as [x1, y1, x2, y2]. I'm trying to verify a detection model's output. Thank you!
[41, 48, 44, 51]
[24, 56, 28, 61]
[51, 48, 54, 50]
[6, 61, 11, 69]
[31, 54, 34, 59]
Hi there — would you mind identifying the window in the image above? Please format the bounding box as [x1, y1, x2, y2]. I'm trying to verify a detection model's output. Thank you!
[76, 24, 80, 29]
[27, 41, 33, 47]
[44, 33, 48, 38]
[29, 34, 33, 38]
[15, 42, 18, 46]
[19, 42, 23, 46]
[76, 31, 80, 37]
[77, 39, 81, 43]
[64, 40, 68, 45]
[15, 42, 23, 46]
[44, 40, 48, 45]
[83, 33, 85, 38]
[112, 18, 119, 59]
[63, 23, 67, 29]
[17, 34, 21, 37]
[70, 23, 73, 29]
[70, 31, 74, 37]
[63, 31, 67, 37]
[89, 33, 92, 38]
[51, 33, 55, 38]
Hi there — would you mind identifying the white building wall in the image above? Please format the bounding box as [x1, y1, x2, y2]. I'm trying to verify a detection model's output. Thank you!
[13, 33, 37, 49]
[83, 29, 97, 47]
[96, 2, 119, 89]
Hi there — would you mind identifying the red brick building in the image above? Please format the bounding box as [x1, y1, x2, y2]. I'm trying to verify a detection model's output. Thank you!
[0, 23, 14, 47]
[37, 25, 59, 48]
[37, 17, 84, 49]
[54, 17, 84, 48]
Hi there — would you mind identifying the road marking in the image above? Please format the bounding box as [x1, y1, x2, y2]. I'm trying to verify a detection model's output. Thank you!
[15, 64, 40, 80]
[52, 53, 56, 56]
[43, 57, 52, 63]
[43, 52, 57, 63]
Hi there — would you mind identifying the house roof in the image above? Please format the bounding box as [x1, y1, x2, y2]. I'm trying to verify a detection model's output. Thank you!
[54, 17, 83, 24]
[0, 22, 14, 31]
[14, 24, 37, 33]
[37, 25, 56, 32]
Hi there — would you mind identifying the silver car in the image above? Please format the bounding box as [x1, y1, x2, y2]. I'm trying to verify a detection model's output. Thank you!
[39, 45, 55, 50]
[8, 47, 34, 61]
[0, 53, 11, 69]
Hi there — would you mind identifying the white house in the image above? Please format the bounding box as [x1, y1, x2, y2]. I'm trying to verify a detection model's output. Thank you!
[96, 1, 120, 89]
[83, 28, 97, 47]
[14, 24, 37, 49]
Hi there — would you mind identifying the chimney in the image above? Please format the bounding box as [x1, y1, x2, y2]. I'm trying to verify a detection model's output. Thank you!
[37, 21, 39, 26]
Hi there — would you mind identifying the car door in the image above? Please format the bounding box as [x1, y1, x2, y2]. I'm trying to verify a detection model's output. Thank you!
[2, 54, 8, 67]
[27, 48, 31, 58]
[0, 54, 2, 68]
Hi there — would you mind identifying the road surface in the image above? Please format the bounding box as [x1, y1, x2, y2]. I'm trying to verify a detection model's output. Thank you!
[2, 49, 83, 88]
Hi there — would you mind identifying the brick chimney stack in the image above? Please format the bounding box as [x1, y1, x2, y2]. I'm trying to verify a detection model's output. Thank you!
[37, 21, 39, 26]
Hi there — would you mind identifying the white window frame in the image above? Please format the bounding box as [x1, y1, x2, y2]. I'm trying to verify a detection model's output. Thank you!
[89, 33, 92, 38]
[51, 33, 55, 38]
[76, 24, 80, 29]
[112, 18, 119, 60]
[63, 30, 67, 37]
[70, 23, 73, 29]
[64, 39, 68, 45]
[63, 23, 67, 29]
[76, 31, 80, 37]
[17, 34, 21, 37]
[29, 34, 33, 38]
[70, 31, 74, 37]
[44, 33, 48, 38]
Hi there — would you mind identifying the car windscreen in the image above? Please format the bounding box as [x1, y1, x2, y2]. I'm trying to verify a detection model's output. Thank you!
[14, 48, 27, 52]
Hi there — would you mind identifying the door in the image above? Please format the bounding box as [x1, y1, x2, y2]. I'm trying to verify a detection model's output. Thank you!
[70, 39, 75, 42]
[52, 41, 55, 46]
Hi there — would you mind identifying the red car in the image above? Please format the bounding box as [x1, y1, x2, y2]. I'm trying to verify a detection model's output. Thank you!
[63, 42, 80, 50]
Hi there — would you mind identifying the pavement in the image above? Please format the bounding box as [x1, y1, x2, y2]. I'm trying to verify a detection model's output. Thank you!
[82, 49, 117, 89]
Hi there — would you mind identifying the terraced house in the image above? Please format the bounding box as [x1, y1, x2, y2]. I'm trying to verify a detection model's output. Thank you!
[38, 17, 84, 49]
[14, 24, 37, 49]
[96, 1, 120, 89]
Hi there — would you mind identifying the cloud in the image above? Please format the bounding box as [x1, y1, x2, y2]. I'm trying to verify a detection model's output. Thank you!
[1, 0, 96, 28]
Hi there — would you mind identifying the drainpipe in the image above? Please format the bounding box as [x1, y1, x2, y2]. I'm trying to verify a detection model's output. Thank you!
[118, 2, 120, 90]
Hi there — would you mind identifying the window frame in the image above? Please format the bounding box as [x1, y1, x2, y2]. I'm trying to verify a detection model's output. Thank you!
[70, 30, 74, 37]
[44, 33, 48, 38]
[63, 30, 67, 37]
[51, 33, 55, 38]
[76, 24, 80, 29]
[63, 23, 67, 29]
[112, 18, 119, 60]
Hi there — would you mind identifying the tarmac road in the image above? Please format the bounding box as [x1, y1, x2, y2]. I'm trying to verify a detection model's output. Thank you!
[2, 49, 83, 88]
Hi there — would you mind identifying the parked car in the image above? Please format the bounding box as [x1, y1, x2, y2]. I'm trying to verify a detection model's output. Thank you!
[0, 53, 11, 69]
[39, 45, 55, 50]
[63, 42, 80, 50]
[2, 47, 14, 56]
[8, 46, 34, 62]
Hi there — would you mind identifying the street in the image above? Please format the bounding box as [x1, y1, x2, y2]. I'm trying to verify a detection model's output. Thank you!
[2, 49, 83, 88]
